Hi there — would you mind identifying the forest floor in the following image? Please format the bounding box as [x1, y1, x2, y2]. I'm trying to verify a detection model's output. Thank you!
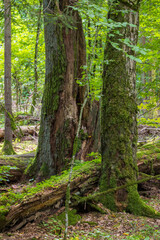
[0, 127, 160, 240]
[0, 192, 159, 240]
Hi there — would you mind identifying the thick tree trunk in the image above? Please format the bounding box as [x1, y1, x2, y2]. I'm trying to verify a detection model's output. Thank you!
[2, 0, 15, 155]
[100, 0, 157, 217]
[30, 0, 99, 177]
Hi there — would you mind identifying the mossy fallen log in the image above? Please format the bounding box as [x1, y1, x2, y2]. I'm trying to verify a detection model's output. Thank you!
[0, 165, 159, 232]
[0, 153, 35, 182]
[0, 160, 100, 231]
[137, 139, 160, 175]
[1, 140, 160, 232]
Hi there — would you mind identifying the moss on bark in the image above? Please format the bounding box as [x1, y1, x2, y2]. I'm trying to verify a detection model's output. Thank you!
[100, 0, 159, 218]
[1, 140, 16, 155]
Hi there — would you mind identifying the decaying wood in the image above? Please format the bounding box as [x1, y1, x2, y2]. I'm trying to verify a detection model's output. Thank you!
[0, 169, 100, 231]
[0, 126, 39, 141]
[0, 157, 160, 232]
[138, 158, 160, 175]
[0, 153, 35, 182]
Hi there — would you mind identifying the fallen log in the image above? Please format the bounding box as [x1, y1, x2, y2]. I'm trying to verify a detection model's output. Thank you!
[138, 159, 160, 175]
[0, 152, 158, 184]
[0, 153, 35, 182]
[0, 156, 160, 232]
[0, 162, 101, 231]
[0, 126, 39, 141]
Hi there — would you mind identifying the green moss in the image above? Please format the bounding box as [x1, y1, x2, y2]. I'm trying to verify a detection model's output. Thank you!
[0, 160, 101, 218]
[58, 209, 81, 226]
[0, 215, 6, 231]
[81, 221, 98, 226]
[1, 140, 16, 155]
[40, 162, 50, 177]
[99, 174, 117, 212]
[0, 206, 9, 231]
[127, 185, 160, 218]
[137, 140, 160, 163]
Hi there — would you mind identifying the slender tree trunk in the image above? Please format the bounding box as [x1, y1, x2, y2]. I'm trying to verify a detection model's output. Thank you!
[30, 0, 42, 115]
[30, 0, 99, 177]
[2, 0, 15, 155]
[100, 0, 157, 217]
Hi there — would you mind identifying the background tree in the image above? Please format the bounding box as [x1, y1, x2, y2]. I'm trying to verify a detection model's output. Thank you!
[0, 0, 45, 117]
[137, 0, 160, 123]
[100, 0, 158, 217]
[30, 0, 43, 115]
[2, 0, 15, 154]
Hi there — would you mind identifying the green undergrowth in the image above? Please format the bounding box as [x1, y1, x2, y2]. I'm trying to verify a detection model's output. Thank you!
[58, 209, 81, 226]
[67, 226, 160, 239]
[0, 165, 18, 182]
[40, 220, 160, 240]
[137, 139, 160, 162]
[0, 159, 101, 219]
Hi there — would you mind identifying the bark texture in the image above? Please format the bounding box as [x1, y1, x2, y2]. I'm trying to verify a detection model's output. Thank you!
[2, 0, 14, 155]
[100, 0, 155, 216]
[31, 0, 100, 177]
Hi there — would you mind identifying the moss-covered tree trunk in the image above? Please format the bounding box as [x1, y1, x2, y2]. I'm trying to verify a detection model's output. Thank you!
[31, 0, 99, 177]
[100, 0, 158, 217]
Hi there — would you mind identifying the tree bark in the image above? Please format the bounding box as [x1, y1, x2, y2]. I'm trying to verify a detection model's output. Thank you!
[2, 0, 15, 155]
[30, 0, 100, 177]
[99, 0, 156, 216]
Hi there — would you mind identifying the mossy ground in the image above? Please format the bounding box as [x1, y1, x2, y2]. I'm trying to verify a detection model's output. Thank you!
[137, 139, 160, 162]
[0, 139, 160, 237]
[0, 139, 160, 222]
[0, 197, 159, 239]
[57, 209, 81, 226]
[0, 140, 37, 155]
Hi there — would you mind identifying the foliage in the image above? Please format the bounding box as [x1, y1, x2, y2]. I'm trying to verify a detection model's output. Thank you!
[41, 216, 64, 236]
[136, 0, 160, 119]
[58, 209, 81, 226]
[0, 0, 45, 117]
[0, 165, 18, 182]
[73, 0, 108, 100]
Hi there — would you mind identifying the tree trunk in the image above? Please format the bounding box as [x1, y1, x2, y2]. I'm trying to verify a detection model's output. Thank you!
[100, 0, 157, 217]
[30, 0, 100, 177]
[2, 0, 15, 155]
